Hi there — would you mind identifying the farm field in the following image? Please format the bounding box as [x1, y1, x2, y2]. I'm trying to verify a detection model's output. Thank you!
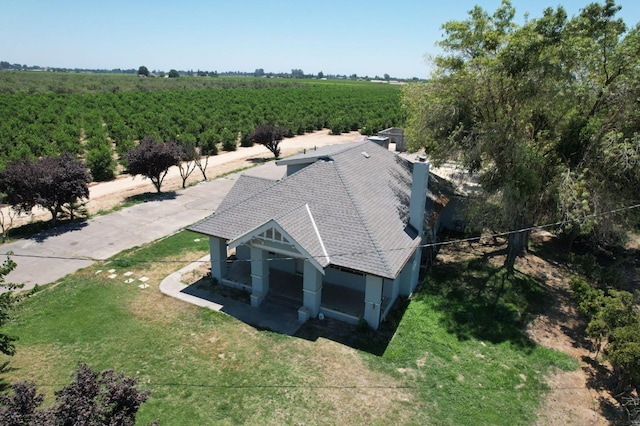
[0, 72, 402, 172]
[0, 230, 577, 425]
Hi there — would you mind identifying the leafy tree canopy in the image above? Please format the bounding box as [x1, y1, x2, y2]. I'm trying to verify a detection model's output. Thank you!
[137, 65, 149, 77]
[0, 363, 153, 425]
[404, 0, 640, 270]
[0, 255, 18, 356]
[126, 136, 180, 193]
[0, 153, 91, 225]
[248, 124, 288, 159]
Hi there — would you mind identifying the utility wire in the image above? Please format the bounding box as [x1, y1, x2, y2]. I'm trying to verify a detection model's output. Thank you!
[3, 202, 640, 264]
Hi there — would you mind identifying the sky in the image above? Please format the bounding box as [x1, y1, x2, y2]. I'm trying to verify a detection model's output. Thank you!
[1, 0, 639, 79]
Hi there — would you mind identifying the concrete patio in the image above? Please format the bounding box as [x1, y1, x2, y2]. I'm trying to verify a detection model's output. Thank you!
[160, 257, 366, 335]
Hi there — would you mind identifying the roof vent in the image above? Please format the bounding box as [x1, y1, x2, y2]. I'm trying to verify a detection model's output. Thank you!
[361, 151, 370, 158]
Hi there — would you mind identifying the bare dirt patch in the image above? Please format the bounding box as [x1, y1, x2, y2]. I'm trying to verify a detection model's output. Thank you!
[517, 234, 618, 425]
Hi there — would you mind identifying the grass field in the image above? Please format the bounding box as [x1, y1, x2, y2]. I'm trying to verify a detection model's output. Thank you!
[0, 231, 577, 425]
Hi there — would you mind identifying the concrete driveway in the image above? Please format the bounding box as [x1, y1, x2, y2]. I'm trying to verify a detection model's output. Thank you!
[1, 162, 286, 291]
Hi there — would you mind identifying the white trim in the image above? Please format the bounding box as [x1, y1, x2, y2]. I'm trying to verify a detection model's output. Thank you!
[229, 220, 326, 275]
[305, 204, 330, 264]
[250, 241, 302, 259]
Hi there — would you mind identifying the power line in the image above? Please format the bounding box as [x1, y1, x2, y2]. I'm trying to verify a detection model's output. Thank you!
[3, 202, 640, 265]
[30, 380, 594, 392]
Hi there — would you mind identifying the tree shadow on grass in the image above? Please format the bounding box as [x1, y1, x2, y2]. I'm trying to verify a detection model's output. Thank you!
[0, 361, 18, 392]
[421, 252, 546, 351]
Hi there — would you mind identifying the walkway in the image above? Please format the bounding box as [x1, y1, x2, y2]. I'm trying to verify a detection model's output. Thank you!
[159, 256, 303, 335]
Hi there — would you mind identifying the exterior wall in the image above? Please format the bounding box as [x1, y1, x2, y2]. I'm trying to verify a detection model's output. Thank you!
[324, 266, 365, 291]
[437, 196, 466, 232]
[364, 275, 383, 329]
[286, 163, 309, 176]
[236, 245, 296, 274]
[381, 277, 399, 321]
[269, 254, 296, 273]
[378, 127, 405, 151]
[236, 244, 250, 261]
[399, 249, 420, 296]
[367, 136, 389, 149]
[382, 277, 399, 301]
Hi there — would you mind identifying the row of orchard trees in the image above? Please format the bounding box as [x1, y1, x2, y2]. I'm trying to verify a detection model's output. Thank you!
[0, 81, 402, 182]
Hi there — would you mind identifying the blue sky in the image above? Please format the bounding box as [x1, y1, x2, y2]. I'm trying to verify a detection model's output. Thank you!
[2, 0, 639, 79]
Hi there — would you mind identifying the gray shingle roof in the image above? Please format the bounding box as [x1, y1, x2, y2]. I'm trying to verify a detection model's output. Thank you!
[215, 175, 277, 213]
[189, 141, 425, 279]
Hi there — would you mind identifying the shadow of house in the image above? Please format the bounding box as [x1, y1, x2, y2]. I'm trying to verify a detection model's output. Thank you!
[189, 141, 456, 330]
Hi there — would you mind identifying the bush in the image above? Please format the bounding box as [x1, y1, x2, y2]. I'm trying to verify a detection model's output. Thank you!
[220, 128, 237, 152]
[86, 144, 116, 181]
[0, 363, 153, 426]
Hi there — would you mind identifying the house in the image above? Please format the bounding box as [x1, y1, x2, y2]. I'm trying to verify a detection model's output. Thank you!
[189, 141, 450, 330]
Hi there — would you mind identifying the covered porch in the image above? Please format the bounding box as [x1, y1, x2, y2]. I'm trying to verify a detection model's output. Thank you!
[221, 260, 370, 325]
[209, 216, 395, 329]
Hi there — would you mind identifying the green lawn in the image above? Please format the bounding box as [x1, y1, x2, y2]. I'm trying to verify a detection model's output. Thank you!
[1, 231, 577, 425]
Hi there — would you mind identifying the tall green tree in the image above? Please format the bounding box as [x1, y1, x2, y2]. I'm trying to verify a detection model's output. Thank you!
[404, 0, 640, 271]
[137, 65, 149, 77]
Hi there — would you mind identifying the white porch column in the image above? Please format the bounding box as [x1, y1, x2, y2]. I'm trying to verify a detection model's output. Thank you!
[364, 275, 383, 330]
[209, 237, 228, 282]
[300, 260, 322, 319]
[250, 246, 269, 307]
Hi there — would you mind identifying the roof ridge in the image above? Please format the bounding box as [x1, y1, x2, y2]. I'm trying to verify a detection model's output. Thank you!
[331, 160, 394, 277]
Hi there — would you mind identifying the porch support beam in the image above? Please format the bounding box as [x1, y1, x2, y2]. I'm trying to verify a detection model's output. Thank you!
[209, 237, 228, 282]
[250, 246, 269, 307]
[301, 260, 323, 319]
[364, 275, 383, 330]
